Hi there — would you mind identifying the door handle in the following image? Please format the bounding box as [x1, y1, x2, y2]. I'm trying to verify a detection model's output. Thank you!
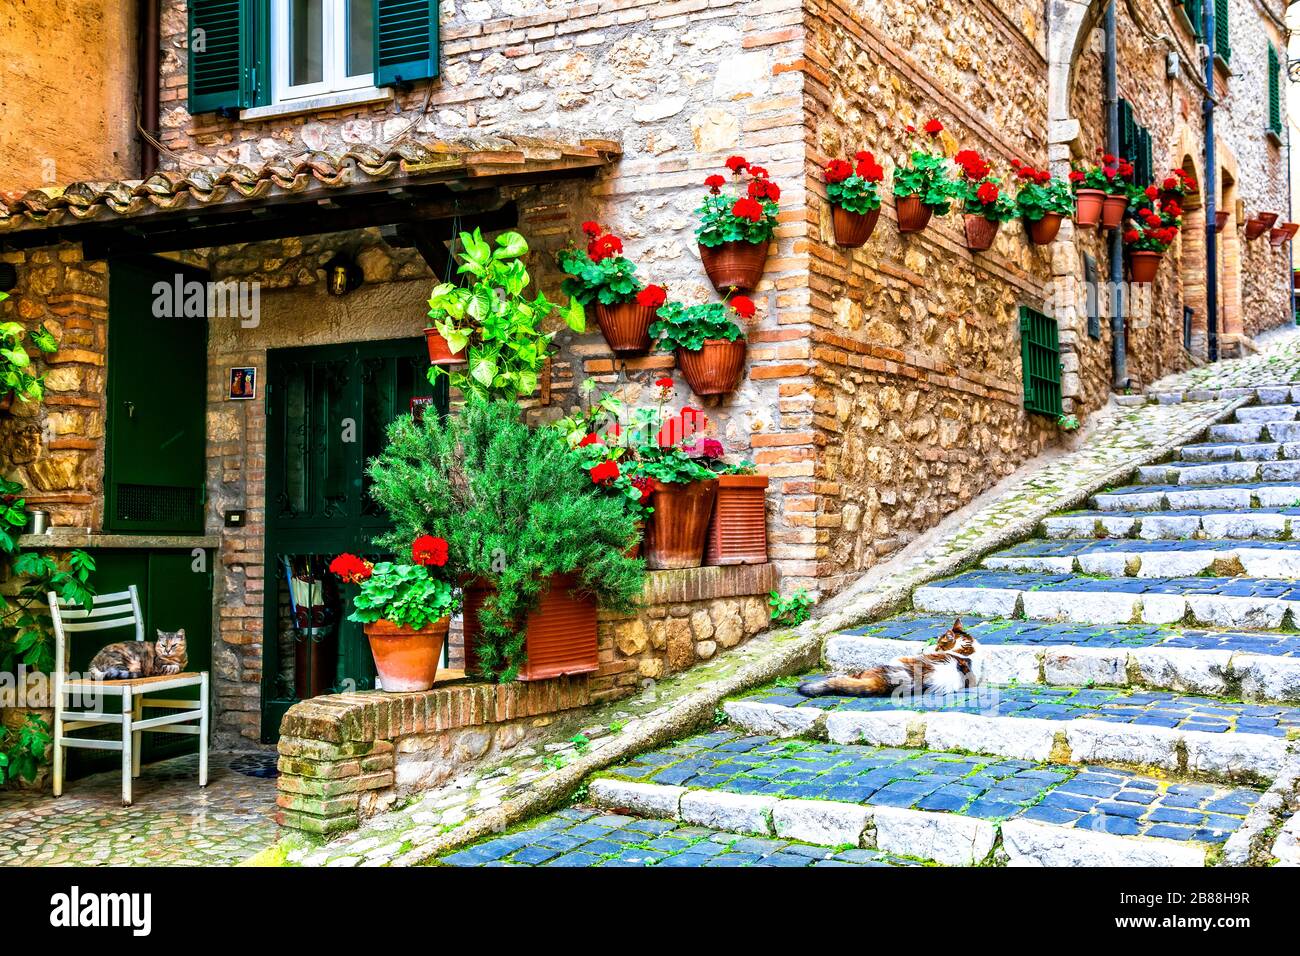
[123, 401, 136, 419]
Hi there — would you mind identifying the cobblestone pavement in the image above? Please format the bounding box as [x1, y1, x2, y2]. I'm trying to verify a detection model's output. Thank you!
[435, 807, 921, 867]
[0, 752, 278, 866]
[1142, 330, 1300, 394]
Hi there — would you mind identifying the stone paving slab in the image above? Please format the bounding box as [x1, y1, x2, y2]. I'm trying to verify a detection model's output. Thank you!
[0, 752, 278, 867]
[603, 732, 1259, 843]
[1144, 333, 1300, 394]
[432, 806, 921, 867]
[742, 680, 1300, 737]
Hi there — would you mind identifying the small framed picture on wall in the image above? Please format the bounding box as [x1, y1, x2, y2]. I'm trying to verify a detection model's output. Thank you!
[229, 367, 257, 400]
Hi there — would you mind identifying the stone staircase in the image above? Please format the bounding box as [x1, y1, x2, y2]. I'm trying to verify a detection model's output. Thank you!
[433, 390, 1300, 868]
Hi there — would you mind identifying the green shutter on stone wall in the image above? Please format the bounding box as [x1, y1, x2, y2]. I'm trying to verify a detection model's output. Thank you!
[374, 0, 441, 87]
[1268, 43, 1283, 136]
[187, 0, 255, 114]
[1214, 0, 1231, 63]
[1182, 0, 1205, 40]
[1020, 306, 1063, 418]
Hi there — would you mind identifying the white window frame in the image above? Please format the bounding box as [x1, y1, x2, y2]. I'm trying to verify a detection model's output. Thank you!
[272, 0, 375, 105]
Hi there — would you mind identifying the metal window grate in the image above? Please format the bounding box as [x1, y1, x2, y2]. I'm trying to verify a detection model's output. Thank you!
[1020, 306, 1063, 418]
[115, 484, 199, 526]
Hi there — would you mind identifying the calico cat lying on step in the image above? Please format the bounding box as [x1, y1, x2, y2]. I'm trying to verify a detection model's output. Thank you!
[798, 617, 977, 698]
[87, 629, 187, 680]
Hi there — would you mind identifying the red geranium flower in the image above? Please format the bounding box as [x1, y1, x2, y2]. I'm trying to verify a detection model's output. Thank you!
[630, 476, 654, 504]
[1164, 201, 1183, 218]
[730, 295, 757, 319]
[581, 221, 601, 237]
[732, 197, 764, 222]
[329, 553, 373, 584]
[749, 178, 779, 200]
[923, 118, 943, 135]
[704, 174, 726, 194]
[1069, 170, 1085, 182]
[1163, 176, 1178, 191]
[654, 376, 674, 388]
[411, 535, 449, 568]
[588, 233, 624, 262]
[1103, 154, 1116, 164]
[1144, 186, 1158, 200]
[589, 460, 620, 485]
[825, 159, 853, 183]
[1118, 161, 1133, 177]
[857, 157, 884, 181]
[1035, 170, 1051, 184]
[637, 284, 668, 309]
[578, 433, 603, 447]
[975, 181, 999, 204]
[1123, 228, 1140, 243]
[748, 165, 769, 179]
[725, 155, 749, 174]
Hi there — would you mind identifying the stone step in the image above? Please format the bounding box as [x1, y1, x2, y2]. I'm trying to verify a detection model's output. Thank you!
[914, 570, 1300, 630]
[1236, 404, 1300, 423]
[1177, 441, 1300, 463]
[1209, 421, 1300, 443]
[724, 681, 1294, 782]
[435, 806, 922, 867]
[1041, 509, 1300, 540]
[1138, 385, 1299, 406]
[1091, 481, 1300, 512]
[982, 537, 1300, 578]
[1136, 459, 1300, 486]
[587, 731, 1264, 865]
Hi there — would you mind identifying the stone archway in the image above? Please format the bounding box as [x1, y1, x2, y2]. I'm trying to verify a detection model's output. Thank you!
[1169, 124, 1207, 357]
[1217, 144, 1244, 351]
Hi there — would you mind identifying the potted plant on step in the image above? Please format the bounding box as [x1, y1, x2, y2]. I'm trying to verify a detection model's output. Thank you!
[1069, 153, 1131, 229]
[695, 156, 780, 293]
[953, 150, 1016, 251]
[650, 294, 752, 396]
[892, 118, 957, 234]
[558, 223, 659, 355]
[1012, 161, 1074, 245]
[705, 458, 768, 566]
[0, 292, 59, 414]
[824, 151, 885, 247]
[330, 543, 460, 693]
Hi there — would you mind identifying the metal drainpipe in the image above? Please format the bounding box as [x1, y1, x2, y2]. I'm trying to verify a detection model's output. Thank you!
[139, 0, 161, 177]
[1203, 0, 1219, 360]
[1105, 2, 1128, 389]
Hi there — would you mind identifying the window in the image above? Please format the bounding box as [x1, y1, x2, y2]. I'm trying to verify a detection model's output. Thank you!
[188, 1, 440, 116]
[1019, 306, 1063, 418]
[1119, 99, 1153, 188]
[1180, 0, 1205, 40]
[1268, 43, 1283, 138]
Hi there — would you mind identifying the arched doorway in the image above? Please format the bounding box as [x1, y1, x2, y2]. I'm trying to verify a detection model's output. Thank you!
[1175, 154, 1207, 357]
[1218, 155, 1244, 351]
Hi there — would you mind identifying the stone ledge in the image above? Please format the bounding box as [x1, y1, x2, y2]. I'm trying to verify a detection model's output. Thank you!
[635, 563, 777, 607]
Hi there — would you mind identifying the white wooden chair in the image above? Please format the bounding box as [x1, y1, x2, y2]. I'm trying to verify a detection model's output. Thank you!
[48, 586, 209, 805]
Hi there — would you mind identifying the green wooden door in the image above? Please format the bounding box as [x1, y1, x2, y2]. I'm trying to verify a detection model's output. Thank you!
[106, 259, 208, 534]
[260, 339, 445, 743]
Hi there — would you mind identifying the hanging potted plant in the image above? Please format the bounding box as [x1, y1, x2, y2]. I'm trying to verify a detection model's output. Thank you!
[329, 543, 460, 693]
[892, 118, 957, 234]
[1069, 153, 1131, 229]
[953, 150, 1017, 251]
[1012, 161, 1074, 245]
[1123, 201, 1180, 284]
[1158, 168, 1197, 207]
[650, 294, 752, 396]
[824, 151, 885, 248]
[705, 458, 768, 566]
[0, 293, 58, 415]
[631, 440, 719, 571]
[695, 156, 780, 293]
[557, 223, 659, 355]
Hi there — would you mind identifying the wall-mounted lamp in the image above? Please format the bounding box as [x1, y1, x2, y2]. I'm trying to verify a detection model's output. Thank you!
[324, 253, 363, 296]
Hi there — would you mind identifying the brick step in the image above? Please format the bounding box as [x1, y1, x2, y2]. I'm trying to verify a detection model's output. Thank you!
[982, 538, 1300, 578]
[914, 570, 1300, 630]
[1091, 481, 1300, 512]
[435, 806, 922, 867]
[1235, 404, 1300, 423]
[1177, 441, 1300, 463]
[1208, 421, 1300, 443]
[1042, 509, 1300, 540]
[723, 681, 1293, 782]
[1137, 459, 1300, 485]
[587, 732, 1264, 865]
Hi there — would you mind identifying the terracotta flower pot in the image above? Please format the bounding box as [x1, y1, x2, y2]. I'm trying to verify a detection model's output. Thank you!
[424, 327, 466, 366]
[1214, 210, 1230, 233]
[1073, 189, 1105, 228]
[1101, 194, 1129, 230]
[594, 300, 655, 355]
[1271, 223, 1299, 247]
[1127, 249, 1162, 284]
[461, 574, 598, 681]
[644, 478, 718, 570]
[363, 617, 449, 693]
[699, 239, 769, 293]
[963, 214, 1001, 252]
[705, 474, 769, 566]
[831, 206, 880, 248]
[676, 339, 746, 396]
[1245, 213, 1279, 241]
[1025, 213, 1063, 246]
[895, 195, 933, 234]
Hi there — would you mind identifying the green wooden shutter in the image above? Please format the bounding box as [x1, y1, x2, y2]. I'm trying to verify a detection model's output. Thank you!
[1268, 44, 1283, 135]
[1020, 306, 1063, 418]
[1182, 0, 1205, 40]
[1214, 0, 1230, 63]
[188, 0, 255, 114]
[374, 0, 441, 87]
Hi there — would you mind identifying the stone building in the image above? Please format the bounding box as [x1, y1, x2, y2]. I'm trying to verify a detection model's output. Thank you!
[0, 0, 1292, 772]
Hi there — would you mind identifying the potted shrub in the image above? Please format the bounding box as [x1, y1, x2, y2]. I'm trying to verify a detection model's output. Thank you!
[329, 543, 460, 693]
[425, 228, 583, 402]
[368, 397, 644, 683]
[1012, 161, 1074, 245]
[1123, 201, 1180, 283]
[1069, 153, 1131, 229]
[695, 156, 780, 293]
[558, 223, 659, 355]
[824, 151, 885, 247]
[705, 458, 768, 566]
[631, 441, 719, 571]
[0, 292, 58, 414]
[650, 295, 752, 396]
[953, 150, 1017, 251]
[892, 118, 957, 234]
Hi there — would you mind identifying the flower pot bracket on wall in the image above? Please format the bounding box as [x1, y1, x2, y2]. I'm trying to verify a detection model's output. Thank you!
[1245, 212, 1280, 240]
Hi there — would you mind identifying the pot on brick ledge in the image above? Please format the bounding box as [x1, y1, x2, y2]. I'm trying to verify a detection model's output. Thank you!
[594, 301, 655, 355]
[705, 473, 768, 566]
[699, 239, 768, 294]
[363, 618, 449, 693]
[676, 339, 746, 396]
[645, 478, 718, 570]
[461, 574, 599, 681]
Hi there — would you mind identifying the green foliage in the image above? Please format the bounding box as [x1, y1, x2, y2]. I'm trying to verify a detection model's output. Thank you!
[769, 588, 812, 628]
[1015, 176, 1075, 221]
[0, 291, 59, 406]
[347, 562, 460, 630]
[0, 713, 50, 785]
[694, 192, 778, 248]
[826, 176, 882, 215]
[957, 177, 1019, 223]
[629, 445, 716, 486]
[426, 229, 581, 403]
[368, 398, 645, 682]
[649, 301, 745, 353]
[556, 247, 643, 306]
[1072, 160, 1130, 195]
[1056, 414, 1081, 432]
[891, 150, 958, 214]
